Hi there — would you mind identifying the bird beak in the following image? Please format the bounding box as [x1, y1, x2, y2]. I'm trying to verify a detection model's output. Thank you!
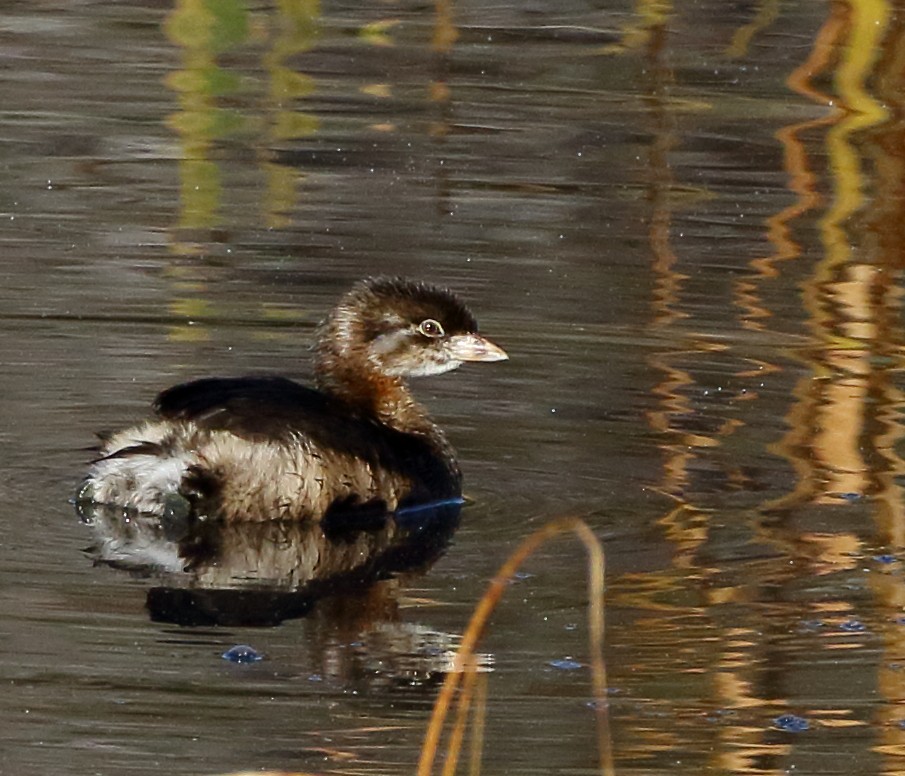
[446, 333, 509, 363]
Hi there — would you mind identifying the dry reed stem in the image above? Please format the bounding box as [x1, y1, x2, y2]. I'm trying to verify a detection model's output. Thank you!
[416, 516, 613, 776]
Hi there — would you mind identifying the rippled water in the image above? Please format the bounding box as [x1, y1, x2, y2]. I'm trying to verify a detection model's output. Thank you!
[4, 2, 905, 775]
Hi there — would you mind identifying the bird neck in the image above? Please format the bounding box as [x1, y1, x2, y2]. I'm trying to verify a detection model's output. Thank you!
[314, 327, 447, 445]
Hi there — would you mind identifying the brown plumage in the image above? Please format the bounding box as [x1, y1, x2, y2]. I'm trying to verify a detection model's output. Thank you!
[77, 277, 507, 523]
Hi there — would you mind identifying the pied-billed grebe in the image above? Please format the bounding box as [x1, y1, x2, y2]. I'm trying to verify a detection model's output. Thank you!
[77, 277, 507, 523]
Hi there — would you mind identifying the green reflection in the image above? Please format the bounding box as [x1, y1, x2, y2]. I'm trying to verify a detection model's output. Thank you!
[166, 0, 249, 52]
[164, 0, 251, 231]
[163, 0, 321, 233]
[161, 0, 322, 325]
[263, 0, 320, 227]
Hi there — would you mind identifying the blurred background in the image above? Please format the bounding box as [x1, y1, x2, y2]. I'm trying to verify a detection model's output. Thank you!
[3, 1, 905, 774]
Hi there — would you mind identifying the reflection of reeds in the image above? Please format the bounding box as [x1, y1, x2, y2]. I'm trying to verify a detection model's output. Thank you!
[417, 516, 612, 776]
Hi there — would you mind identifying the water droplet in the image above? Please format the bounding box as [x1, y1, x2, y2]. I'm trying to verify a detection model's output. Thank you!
[773, 714, 809, 732]
[549, 658, 582, 671]
[222, 644, 263, 664]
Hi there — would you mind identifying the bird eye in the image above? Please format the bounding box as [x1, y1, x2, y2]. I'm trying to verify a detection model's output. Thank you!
[418, 318, 445, 338]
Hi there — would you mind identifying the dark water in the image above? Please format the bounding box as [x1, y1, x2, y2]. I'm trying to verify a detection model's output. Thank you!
[4, 1, 905, 774]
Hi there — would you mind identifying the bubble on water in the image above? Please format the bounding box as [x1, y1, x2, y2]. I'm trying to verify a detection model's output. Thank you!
[222, 644, 263, 664]
[772, 714, 809, 732]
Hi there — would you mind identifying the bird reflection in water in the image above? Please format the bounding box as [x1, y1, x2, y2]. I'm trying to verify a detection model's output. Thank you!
[78, 499, 487, 690]
[77, 498, 462, 627]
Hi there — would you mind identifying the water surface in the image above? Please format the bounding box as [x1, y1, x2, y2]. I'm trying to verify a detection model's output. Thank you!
[4, 2, 905, 775]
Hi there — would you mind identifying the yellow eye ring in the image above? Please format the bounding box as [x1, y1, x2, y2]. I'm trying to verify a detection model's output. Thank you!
[418, 318, 445, 338]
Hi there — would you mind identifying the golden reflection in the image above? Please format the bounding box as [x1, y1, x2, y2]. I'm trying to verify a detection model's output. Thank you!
[634, 40, 776, 771]
[655, 504, 709, 566]
[767, 0, 893, 515]
[639, 9, 703, 513]
[709, 658, 792, 775]
[620, 3, 905, 770]
[733, 4, 842, 331]
[861, 7, 905, 548]
[755, 5, 905, 771]
[859, 8, 905, 765]
[432, 0, 458, 54]
[799, 0, 889, 499]
[646, 355, 692, 495]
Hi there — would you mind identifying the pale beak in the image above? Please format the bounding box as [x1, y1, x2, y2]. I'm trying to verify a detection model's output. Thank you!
[446, 333, 509, 363]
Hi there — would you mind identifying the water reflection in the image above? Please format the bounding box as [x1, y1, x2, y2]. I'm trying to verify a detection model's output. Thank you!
[165, 0, 252, 234]
[761, 3, 905, 519]
[12, 0, 905, 774]
[78, 499, 461, 626]
[164, 0, 322, 258]
[605, 2, 905, 773]
[634, 2, 905, 532]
